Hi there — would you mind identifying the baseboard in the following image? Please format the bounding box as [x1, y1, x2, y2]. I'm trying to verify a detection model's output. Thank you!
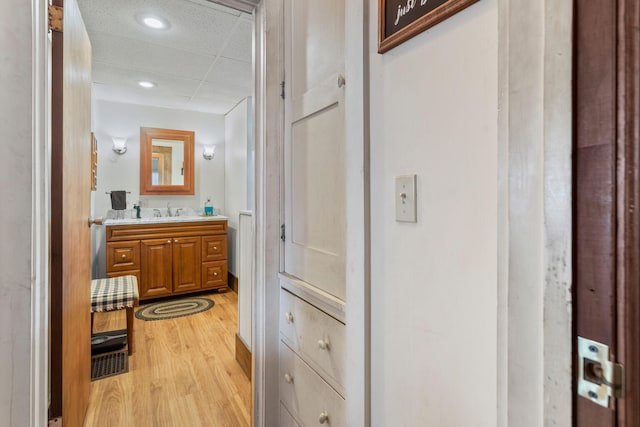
[228, 273, 239, 293]
[235, 333, 251, 380]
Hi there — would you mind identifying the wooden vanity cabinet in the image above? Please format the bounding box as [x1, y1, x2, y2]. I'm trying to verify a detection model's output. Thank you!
[106, 220, 228, 300]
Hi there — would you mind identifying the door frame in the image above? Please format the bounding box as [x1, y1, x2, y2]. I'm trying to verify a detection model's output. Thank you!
[497, 0, 573, 425]
[573, 0, 640, 423]
[31, 0, 52, 426]
[613, 2, 640, 422]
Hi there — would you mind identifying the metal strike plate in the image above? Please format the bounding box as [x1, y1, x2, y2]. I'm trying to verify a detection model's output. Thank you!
[577, 336, 624, 408]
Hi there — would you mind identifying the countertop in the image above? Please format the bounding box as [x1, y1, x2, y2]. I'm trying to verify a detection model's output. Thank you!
[103, 215, 228, 226]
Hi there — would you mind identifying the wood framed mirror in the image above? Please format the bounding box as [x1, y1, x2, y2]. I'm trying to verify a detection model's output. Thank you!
[140, 127, 195, 195]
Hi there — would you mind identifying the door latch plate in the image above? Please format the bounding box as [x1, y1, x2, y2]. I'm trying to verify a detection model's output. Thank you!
[577, 336, 624, 408]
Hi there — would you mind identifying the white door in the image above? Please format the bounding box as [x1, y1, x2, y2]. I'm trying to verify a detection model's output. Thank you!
[283, 0, 346, 301]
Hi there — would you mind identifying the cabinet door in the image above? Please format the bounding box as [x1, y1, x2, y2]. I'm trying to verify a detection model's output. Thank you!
[283, 0, 346, 301]
[172, 236, 201, 293]
[140, 238, 173, 299]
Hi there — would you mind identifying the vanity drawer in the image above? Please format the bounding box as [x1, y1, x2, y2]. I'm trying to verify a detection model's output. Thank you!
[280, 341, 345, 427]
[202, 261, 227, 289]
[106, 241, 140, 272]
[280, 290, 346, 395]
[280, 403, 301, 427]
[201, 235, 227, 261]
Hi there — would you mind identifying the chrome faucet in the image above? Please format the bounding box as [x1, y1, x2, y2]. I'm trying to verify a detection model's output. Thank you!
[175, 208, 183, 217]
[167, 202, 173, 217]
[153, 208, 161, 218]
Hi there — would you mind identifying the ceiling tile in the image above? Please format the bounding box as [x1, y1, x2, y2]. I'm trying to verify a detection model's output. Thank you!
[205, 57, 253, 89]
[77, 0, 253, 115]
[90, 33, 213, 81]
[92, 63, 202, 97]
[221, 19, 253, 62]
[196, 81, 251, 101]
[78, 0, 245, 57]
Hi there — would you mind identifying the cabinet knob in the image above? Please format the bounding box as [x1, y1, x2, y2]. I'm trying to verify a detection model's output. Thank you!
[214, 246, 218, 250]
[167, 239, 172, 244]
[283, 373, 293, 384]
[317, 339, 330, 350]
[318, 411, 329, 424]
[214, 272, 218, 276]
[174, 239, 179, 243]
[285, 312, 294, 323]
[121, 254, 126, 260]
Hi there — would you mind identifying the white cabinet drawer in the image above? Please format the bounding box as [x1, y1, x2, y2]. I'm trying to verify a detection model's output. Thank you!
[280, 341, 345, 427]
[280, 289, 346, 395]
[280, 403, 301, 427]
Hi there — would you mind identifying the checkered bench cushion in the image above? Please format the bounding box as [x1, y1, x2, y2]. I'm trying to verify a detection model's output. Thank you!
[91, 275, 139, 313]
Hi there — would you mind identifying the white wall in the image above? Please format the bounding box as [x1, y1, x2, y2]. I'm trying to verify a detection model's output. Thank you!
[0, 0, 35, 424]
[224, 98, 251, 275]
[92, 100, 226, 277]
[369, 1, 499, 426]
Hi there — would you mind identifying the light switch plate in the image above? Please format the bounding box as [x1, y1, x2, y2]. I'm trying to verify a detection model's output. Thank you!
[395, 174, 417, 222]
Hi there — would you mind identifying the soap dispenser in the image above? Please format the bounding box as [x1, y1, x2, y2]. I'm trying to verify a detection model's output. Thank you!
[204, 199, 214, 216]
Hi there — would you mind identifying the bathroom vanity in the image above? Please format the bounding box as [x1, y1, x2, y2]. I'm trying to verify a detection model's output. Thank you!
[104, 216, 228, 300]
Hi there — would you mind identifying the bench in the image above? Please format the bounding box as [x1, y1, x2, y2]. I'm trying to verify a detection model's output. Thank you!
[90, 275, 139, 355]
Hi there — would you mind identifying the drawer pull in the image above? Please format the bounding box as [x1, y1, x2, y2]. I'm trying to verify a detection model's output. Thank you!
[167, 239, 172, 244]
[214, 246, 218, 250]
[174, 239, 179, 243]
[283, 373, 294, 384]
[285, 312, 294, 323]
[318, 411, 329, 424]
[121, 254, 126, 259]
[317, 339, 330, 351]
[214, 272, 218, 277]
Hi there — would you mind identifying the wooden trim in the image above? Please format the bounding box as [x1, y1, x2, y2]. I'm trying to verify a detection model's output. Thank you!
[49, 5, 63, 414]
[106, 221, 227, 241]
[616, 0, 640, 423]
[378, 0, 479, 53]
[229, 272, 239, 292]
[235, 333, 252, 380]
[139, 127, 194, 195]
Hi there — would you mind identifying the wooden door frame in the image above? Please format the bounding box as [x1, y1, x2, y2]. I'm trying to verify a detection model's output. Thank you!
[574, 0, 640, 423]
[614, 0, 640, 423]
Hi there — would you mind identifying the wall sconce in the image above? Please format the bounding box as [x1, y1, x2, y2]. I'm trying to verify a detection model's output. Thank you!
[112, 137, 127, 155]
[203, 145, 216, 160]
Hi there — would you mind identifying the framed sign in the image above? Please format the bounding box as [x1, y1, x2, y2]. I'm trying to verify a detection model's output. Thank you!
[378, 0, 480, 53]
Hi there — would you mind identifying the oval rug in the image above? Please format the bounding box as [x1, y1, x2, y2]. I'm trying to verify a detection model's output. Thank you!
[135, 297, 214, 321]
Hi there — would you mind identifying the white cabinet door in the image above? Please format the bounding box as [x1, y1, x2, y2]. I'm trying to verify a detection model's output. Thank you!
[283, 0, 346, 301]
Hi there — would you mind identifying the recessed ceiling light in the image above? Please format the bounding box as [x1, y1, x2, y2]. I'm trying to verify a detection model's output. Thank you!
[136, 14, 170, 30]
[138, 80, 156, 89]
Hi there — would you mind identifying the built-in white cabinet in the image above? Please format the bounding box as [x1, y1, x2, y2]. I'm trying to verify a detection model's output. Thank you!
[279, 295, 345, 426]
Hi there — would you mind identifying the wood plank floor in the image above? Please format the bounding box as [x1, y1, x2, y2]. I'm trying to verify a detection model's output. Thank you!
[84, 291, 251, 427]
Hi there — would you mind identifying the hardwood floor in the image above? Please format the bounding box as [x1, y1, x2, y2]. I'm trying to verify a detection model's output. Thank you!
[84, 291, 251, 427]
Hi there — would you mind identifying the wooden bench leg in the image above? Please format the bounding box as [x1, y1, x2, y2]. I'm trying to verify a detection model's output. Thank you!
[126, 307, 135, 355]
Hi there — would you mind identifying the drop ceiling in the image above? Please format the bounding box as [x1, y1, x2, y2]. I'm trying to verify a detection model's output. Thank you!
[77, 0, 256, 115]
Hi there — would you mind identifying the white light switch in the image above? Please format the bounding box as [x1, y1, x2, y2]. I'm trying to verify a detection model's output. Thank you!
[395, 174, 417, 222]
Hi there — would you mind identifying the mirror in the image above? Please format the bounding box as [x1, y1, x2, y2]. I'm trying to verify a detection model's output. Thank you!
[140, 127, 194, 195]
